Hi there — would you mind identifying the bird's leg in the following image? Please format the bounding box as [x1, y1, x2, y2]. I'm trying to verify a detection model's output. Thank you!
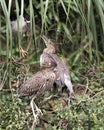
[30, 97, 43, 121]
[33, 101, 43, 116]
[30, 97, 37, 121]
[69, 92, 75, 99]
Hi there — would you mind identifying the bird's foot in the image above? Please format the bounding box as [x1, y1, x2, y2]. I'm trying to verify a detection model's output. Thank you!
[33, 113, 38, 122]
[32, 107, 43, 122]
[69, 92, 76, 100]
[20, 47, 28, 58]
[35, 107, 43, 116]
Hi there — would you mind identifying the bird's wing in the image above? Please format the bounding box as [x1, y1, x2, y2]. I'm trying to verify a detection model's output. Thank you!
[61, 59, 74, 94]
[51, 54, 65, 83]
[17, 69, 56, 97]
[40, 52, 57, 69]
[35, 69, 56, 96]
[17, 71, 44, 96]
[61, 59, 70, 74]
[51, 56, 74, 94]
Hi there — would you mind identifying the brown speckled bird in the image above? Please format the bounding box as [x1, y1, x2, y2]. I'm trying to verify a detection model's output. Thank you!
[40, 35, 74, 97]
[17, 67, 57, 121]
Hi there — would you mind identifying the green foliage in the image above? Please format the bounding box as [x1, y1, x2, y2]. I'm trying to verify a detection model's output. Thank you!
[55, 94, 104, 130]
[0, 0, 104, 130]
[0, 91, 27, 130]
[1, 89, 104, 129]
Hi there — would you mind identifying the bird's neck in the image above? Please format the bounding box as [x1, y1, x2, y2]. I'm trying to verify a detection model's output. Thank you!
[43, 47, 56, 54]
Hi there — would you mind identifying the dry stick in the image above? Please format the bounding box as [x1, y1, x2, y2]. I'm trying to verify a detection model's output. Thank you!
[77, 73, 95, 95]
[72, 90, 104, 130]
[74, 73, 104, 104]
[87, 77, 104, 83]
[31, 120, 36, 130]
[88, 89, 104, 100]
[76, 83, 95, 94]
[12, 57, 25, 67]
[83, 54, 96, 75]
[40, 95, 59, 106]
[76, 89, 104, 105]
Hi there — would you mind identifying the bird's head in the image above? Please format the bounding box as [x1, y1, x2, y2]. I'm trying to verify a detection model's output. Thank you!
[41, 35, 59, 53]
[11, 10, 30, 35]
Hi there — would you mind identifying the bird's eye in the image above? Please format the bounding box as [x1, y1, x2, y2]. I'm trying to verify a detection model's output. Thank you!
[47, 79, 49, 81]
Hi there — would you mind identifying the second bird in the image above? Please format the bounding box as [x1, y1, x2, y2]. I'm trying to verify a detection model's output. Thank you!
[40, 35, 74, 97]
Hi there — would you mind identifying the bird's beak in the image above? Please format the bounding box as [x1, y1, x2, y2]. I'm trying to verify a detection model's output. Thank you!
[26, 20, 30, 23]
[41, 35, 49, 44]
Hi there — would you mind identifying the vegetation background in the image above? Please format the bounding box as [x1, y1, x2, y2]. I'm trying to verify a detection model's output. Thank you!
[0, 0, 104, 130]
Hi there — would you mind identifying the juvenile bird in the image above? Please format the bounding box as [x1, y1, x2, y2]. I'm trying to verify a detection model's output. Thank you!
[17, 67, 57, 121]
[40, 35, 74, 97]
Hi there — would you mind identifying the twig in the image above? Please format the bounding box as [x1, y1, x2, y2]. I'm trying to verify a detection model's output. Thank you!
[76, 89, 104, 105]
[89, 89, 104, 100]
[40, 95, 59, 106]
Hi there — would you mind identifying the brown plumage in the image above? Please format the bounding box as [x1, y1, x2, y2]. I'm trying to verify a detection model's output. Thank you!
[40, 35, 58, 69]
[18, 68, 57, 97]
[17, 67, 57, 121]
[40, 52, 57, 69]
[41, 35, 74, 97]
